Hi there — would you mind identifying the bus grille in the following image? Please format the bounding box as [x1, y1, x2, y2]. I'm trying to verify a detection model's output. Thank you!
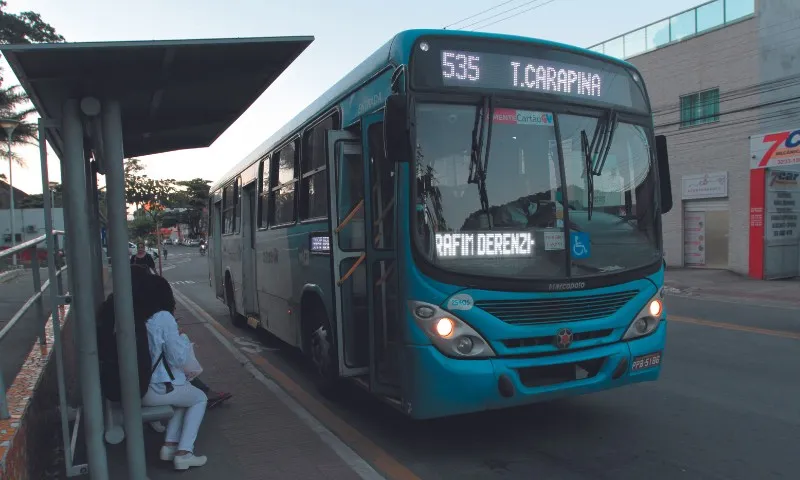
[474, 291, 638, 325]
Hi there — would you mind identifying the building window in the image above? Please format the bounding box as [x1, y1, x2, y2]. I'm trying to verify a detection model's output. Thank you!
[273, 140, 298, 226]
[680, 89, 719, 127]
[301, 112, 339, 220]
[259, 155, 272, 228]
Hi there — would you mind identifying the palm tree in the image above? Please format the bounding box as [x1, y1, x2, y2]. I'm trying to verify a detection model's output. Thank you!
[0, 84, 38, 167]
[0, 1, 66, 167]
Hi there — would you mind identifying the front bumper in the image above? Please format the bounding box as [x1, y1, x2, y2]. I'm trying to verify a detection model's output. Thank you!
[403, 321, 667, 419]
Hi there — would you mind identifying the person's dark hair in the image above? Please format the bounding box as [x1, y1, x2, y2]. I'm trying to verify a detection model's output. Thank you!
[132, 273, 176, 324]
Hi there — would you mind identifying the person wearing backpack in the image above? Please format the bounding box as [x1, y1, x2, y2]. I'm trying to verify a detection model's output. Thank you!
[135, 272, 208, 470]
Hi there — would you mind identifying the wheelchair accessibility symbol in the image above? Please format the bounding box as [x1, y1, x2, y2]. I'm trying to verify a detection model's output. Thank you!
[570, 231, 591, 259]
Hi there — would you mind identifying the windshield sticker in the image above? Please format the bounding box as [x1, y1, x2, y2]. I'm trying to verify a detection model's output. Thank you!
[435, 232, 533, 258]
[544, 231, 565, 251]
[493, 108, 554, 127]
[448, 293, 474, 311]
[570, 231, 591, 259]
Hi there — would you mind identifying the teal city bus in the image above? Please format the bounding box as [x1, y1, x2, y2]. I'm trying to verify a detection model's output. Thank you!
[208, 29, 673, 419]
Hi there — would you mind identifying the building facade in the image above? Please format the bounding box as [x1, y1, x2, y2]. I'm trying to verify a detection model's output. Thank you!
[590, 0, 800, 279]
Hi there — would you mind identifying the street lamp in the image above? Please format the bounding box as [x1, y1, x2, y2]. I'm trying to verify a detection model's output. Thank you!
[0, 118, 19, 266]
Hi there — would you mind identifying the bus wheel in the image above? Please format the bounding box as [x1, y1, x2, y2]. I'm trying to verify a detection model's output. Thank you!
[225, 280, 245, 328]
[308, 313, 339, 394]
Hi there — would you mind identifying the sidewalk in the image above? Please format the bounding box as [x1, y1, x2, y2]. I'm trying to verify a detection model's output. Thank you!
[102, 300, 366, 480]
[664, 268, 800, 307]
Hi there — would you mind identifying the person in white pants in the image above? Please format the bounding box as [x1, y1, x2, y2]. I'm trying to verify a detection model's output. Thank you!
[136, 273, 208, 470]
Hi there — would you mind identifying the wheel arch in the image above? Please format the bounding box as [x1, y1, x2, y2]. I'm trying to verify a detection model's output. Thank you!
[299, 284, 332, 354]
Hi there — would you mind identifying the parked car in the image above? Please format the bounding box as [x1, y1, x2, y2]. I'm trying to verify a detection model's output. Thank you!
[127, 242, 160, 259]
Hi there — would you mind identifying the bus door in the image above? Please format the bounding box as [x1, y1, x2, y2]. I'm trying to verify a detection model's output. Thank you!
[362, 113, 401, 396]
[327, 130, 370, 377]
[212, 199, 224, 298]
[240, 182, 258, 316]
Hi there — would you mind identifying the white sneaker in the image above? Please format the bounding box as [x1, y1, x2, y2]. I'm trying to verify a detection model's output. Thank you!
[173, 452, 207, 470]
[159, 445, 177, 461]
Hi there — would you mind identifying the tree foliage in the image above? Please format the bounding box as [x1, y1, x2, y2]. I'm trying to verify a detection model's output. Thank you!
[123, 159, 212, 238]
[0, 1, 64, 45]
[0, 1, 65, 166]
[171, 178, 211, 237]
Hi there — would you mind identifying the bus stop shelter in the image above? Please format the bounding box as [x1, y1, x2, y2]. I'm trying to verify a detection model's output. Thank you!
[0, 34, 313, 480]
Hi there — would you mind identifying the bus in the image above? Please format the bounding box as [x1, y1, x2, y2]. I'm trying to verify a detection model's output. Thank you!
[208, 29, 673, 420]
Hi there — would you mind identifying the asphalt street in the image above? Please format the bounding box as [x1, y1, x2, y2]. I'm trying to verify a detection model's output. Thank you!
[162, 249, 798, 480]
[0, 267, 62, 389]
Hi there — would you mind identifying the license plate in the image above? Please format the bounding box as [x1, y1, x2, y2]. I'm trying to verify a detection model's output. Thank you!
[631, 352, 662, 371]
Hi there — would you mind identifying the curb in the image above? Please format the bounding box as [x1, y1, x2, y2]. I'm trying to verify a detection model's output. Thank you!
[0, 268, 25, 284]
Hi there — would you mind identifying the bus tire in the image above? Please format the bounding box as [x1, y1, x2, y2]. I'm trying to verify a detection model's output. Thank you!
[225, 276, 245, 328]
[305, 302, 340, 395]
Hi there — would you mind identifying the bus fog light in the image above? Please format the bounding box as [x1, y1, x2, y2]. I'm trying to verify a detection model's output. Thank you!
[409, 301, 496, 358]
[456, 336, 474, 354]
[634, 317, 649, 334]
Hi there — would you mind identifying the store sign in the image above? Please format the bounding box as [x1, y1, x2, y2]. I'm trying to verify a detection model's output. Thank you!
[766, 212, 799, 241]
[765, 169, 800, 243]
[750, 129, 800, 169]
[767, 170, 800, 190]
[681, 172, 728, 199]
[766, 190, 800, 211]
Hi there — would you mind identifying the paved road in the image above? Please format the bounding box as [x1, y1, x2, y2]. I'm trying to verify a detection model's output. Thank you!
[0, 268, 61, 389]
[115, 253, 800, 479]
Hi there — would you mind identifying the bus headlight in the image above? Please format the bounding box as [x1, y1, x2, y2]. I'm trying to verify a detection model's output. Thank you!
[623, 289, 665, 340]
[410, 301, 495, 358]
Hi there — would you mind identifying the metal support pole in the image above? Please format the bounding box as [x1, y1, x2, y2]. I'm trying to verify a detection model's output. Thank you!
[38, 118, 73, 469]
[0, 359, 8, 419]
[54, 234, 64, 294]
[30, 245, 46, 345]
[102, 99, 147, 480]
[61, 99, 109, 480]
[7, 136, 17, 266]
[87, 159, 104, 309]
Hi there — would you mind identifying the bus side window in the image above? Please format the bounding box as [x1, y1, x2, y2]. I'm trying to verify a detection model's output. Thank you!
[259, 154, 273, 228]
[274, 140, 299, 226]
[222, 181, 237, 234]
[301, 112, 340, 220]
[234, 176, 242, 234]
[368, 122, 395, 249]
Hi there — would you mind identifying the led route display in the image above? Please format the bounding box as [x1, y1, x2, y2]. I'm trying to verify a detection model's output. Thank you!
[435, 232, 534, 259]
[433, 49, 635, 108]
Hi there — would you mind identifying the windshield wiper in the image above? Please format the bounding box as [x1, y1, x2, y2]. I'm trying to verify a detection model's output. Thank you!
[468, 97, 493, 227]
[580, 110, 619, 221]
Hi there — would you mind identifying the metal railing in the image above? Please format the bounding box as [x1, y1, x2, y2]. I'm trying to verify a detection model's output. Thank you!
[0, 230, 68, 419]
[588, 0, 755, 60]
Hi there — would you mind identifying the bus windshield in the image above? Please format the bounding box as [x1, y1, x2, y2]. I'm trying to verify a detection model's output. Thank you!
[413, 102, 660, 281]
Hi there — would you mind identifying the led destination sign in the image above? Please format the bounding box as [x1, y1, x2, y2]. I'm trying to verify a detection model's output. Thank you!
[442, 50, 604, 98]
[414, 43, 641, 109]
[439, 49, 634, 106]
[435, 232, 534, 259]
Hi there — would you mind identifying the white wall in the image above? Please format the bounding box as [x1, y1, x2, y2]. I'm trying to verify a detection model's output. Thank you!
[0, 208, 65, 245]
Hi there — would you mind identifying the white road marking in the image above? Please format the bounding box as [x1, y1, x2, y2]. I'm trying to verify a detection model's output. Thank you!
[171, 287, 383, 480]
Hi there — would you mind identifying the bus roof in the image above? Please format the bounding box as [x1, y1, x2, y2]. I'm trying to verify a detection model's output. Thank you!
[210, 29, 638, 192]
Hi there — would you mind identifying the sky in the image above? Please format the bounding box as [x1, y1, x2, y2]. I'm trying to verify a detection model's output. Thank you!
[2, 0, 703, 194]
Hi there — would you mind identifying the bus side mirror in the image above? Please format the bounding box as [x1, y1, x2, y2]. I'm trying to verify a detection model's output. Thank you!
[655, 135, 673, 215]
[384, 94, 411, 163]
